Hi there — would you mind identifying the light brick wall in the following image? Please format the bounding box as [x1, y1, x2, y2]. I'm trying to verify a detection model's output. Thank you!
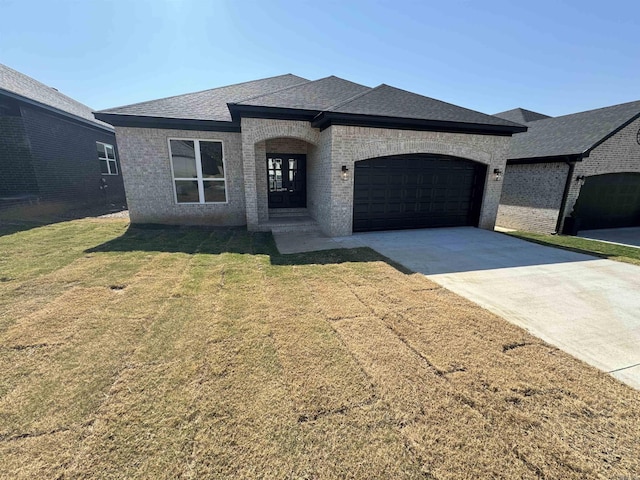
[114, 127, 245, 225]
[265, 138, 308, 154]
[307, 128, 333, 234]
[496, 162, 569, 233]
[240, 118, 321, 230]
[327, 125, 511, 236]
[560, 116, 640, 230]
[118, 119, 513, 236]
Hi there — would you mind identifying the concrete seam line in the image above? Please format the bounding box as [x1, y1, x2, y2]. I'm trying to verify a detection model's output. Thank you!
[608, 362, 640, 373]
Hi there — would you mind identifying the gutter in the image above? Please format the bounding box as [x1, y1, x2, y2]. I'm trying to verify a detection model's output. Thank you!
[555, 158, 579, 233]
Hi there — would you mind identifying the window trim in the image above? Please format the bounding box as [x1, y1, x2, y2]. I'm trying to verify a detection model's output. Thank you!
[97, 141, 119, 175]
[168, 137, 228, 205]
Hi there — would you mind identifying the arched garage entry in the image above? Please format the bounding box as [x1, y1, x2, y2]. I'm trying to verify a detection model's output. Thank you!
[573, 172, 640, 230]
[353, 154, 487, 232]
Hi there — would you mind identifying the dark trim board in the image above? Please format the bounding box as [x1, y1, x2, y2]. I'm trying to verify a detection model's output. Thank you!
[507, 154, 583, 165]
[93, 113, 242, 132]
[312, 112, 527, 136]
[227, 104, 318, 122]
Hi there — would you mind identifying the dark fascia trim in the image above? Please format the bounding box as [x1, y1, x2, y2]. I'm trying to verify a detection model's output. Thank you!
[311, 112, 528, 136]
[227, 104, 319, 122]
[0, 88, 115, 133]
[583, 111, 640, 156]
[93, 113, 241, 132]
[507, 154, 583, 165]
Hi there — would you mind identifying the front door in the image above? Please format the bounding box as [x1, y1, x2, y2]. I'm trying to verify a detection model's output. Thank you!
[267, 154, 307, 208]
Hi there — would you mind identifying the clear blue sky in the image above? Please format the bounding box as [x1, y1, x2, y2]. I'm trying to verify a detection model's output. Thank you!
[1, 0, 638, 116]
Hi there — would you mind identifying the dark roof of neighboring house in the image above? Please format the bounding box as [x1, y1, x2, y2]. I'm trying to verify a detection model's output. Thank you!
[507, 100, 640, 160]
[234, 76, 370, 111]
[493, 107, 551, 124]
[96, 74, 526, 135]
[99, 74, 309, 121]
[0, 63, 112, 130]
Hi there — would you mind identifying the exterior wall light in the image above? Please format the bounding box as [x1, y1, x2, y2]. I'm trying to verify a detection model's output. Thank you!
[341, 165, 349, 180]
[493, 168, 503, 181]
[576, 175, 586, 184]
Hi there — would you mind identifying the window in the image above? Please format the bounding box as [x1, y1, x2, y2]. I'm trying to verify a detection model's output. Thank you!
[97, 142, 118, 175]
[169, 139, 226, 204]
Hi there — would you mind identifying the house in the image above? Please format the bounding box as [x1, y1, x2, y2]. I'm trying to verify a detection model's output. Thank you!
[0, 63, 126, 215]
[495, 102, 640, 234]
[94, 75, 525, 236]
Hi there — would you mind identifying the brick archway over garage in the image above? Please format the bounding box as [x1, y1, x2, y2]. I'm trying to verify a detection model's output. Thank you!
[350, 139, 493, 166]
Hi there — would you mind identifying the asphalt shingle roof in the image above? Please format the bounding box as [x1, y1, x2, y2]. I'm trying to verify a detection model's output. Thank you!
[493, 108, 551, 124]
[97, 74, 524, 131]
[0, 63, 111, 129]
[507, 100, 640, 160]
[327, 84, 524, 128]
[99, 74, 309, 121]
[234, 76, 370, 111]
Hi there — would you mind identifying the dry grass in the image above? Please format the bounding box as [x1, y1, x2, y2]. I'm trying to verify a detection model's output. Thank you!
[1, 219, 639, 479]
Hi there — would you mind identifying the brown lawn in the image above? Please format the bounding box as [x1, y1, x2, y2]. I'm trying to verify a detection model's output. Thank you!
[1, 218, 639, 479]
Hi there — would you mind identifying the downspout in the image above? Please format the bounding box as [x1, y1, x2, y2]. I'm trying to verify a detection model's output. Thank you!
[554, 157, 578, 234]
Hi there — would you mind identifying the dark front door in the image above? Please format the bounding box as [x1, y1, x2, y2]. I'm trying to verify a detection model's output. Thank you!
[353, 154, 486, 232]
[573, 173, 640, 230]
[267, 154, 307, 208]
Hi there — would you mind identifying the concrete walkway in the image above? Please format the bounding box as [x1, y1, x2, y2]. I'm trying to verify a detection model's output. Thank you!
[333, 227, 640, 389]
[578, 227, 640, 248]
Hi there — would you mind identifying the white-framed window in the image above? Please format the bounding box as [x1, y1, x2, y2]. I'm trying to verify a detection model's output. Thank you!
[168, 138, 227, 204]
[97, 142, 118, 175]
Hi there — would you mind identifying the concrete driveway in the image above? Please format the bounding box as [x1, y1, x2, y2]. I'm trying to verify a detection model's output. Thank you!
[335, 227, 640, 389]
[578, 227, 640, 248]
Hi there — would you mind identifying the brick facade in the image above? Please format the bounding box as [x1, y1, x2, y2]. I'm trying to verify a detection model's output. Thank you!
[326, 125, 511, 236]
[0, 114, 38, 196]
[117, 118, 513, 235]
[496, 117, 640, 233]
[21, 107, 125, 208]
[1, 99, 126, 213]
[496, 162, 569, 233]
[114, 127, 246, 225]
[561, 116, 640, 230]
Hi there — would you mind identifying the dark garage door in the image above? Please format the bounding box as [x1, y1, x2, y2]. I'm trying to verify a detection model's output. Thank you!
[573, 173, 640, 230]
[353, 154, 486, 232]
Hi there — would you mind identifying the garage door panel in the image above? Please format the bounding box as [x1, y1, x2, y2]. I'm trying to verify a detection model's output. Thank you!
[574, 173, 640, 230]
[353, 154, 486, 232]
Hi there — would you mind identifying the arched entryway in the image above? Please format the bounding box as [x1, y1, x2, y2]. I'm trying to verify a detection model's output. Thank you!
[352, 153, 487, 232]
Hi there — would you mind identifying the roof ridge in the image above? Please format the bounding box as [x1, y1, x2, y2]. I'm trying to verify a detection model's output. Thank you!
[230, 77, 319, 105]
[325, 84, 381, 111]
[98, 74, 307, 113]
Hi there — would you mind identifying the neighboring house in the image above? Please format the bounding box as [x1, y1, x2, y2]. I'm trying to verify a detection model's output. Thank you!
[95, 74, 525, 236]
[0, 64, 126, 215]
[495, 102, 640, 234]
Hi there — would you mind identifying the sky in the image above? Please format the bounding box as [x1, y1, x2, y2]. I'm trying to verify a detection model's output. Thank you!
[1, 0, 638, 117]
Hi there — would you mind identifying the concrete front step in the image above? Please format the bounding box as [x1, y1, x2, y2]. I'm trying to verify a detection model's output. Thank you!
[259, 215, 321, 234]
[268, 208, 309, 218]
